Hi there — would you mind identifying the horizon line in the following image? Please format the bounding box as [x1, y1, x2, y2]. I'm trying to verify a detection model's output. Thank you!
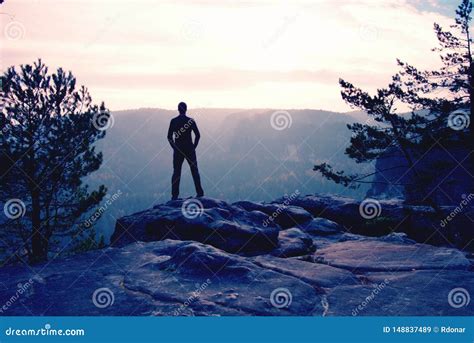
[111, 106, 360, 114]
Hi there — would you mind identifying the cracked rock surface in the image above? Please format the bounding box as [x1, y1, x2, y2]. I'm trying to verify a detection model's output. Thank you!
[0, 196, 472, 316]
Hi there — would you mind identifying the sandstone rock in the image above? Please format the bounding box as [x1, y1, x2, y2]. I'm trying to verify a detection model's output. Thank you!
[299, 217, 345, 236]
[314, 240, 470, 272]
[233, 201, 313, 228]
[289, 194, 473, 250]
[0, 241, 322, 316]
[270, 228, 315, 257]
[326, 270, 474, 316]
[111, 197, 279, 254]
[253, 255, 358, 288]
[0, 195, 472, 317]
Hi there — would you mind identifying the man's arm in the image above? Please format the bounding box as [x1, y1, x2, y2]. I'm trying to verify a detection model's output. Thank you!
[192, 120, 200, 149]
[167, 120, 175, 150]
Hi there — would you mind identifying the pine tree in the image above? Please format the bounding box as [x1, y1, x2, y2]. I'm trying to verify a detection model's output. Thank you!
[314, 79, 438, 205]
[397, 0, 473, 144]
[0, 60, 109, 264]
[314, 1, 473, 207]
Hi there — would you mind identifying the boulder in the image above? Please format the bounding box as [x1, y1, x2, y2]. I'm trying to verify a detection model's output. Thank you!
[299, 217, 345, 236]
[287, 194, 474, 250]
[378, 232, 416, 244]
[233, 201, 313, 228]
[270, 228, 315, 257]
[111, 197, 279, 254]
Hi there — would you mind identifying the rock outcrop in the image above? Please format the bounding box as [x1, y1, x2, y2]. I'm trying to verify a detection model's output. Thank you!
[367, 146, 473, 207]
[111, 198, 280, 254]
[0, 195, 472, 316]
[283, 194, 474, 251]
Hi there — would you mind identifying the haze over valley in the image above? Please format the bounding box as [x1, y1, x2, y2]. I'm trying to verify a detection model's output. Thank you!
[88, 108, 371, 241]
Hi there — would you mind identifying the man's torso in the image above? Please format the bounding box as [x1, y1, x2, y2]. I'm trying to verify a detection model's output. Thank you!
[170, 115, 195, 149]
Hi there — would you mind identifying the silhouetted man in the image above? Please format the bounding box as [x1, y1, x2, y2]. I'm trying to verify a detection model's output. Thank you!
[167, 102, 204, 200]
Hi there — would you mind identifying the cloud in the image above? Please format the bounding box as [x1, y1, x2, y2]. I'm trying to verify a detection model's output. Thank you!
[0, 0, 457, 110]
[81, 68, 392, 90]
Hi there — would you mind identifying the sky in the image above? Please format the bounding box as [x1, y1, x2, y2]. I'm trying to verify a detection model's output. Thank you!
[0, 0, 463, 111]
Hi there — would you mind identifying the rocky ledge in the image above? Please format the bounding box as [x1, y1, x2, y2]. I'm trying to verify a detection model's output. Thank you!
[0, 196, 472, 316]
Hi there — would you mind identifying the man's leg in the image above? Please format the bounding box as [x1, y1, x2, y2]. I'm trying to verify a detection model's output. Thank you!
[185, 149, 204, 196]
[171, 150, 185, 199]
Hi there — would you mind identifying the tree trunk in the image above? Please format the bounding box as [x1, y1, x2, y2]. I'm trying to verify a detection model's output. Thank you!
[467, 30, 474, 169]
[30, 190, 47, 263]
[469, 68, 474, 163]
[386, 114, 440, 210]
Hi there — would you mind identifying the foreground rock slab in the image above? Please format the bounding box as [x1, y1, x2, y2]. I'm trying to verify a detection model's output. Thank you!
[0, 241, 322, 316]
[326, 270, 474, 316]
[253, 255, 359, 288]
[0, 236, 472, 316]
[314, 240, 471, 272]
[1, 195, 473, 316]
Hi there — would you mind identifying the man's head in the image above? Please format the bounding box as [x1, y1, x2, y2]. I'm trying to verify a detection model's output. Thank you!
[178, 102, 187, 115]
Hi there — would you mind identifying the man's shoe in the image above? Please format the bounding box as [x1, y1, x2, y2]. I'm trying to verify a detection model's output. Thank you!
[196, 192, 204, 198]
[171, 196, 180, 201]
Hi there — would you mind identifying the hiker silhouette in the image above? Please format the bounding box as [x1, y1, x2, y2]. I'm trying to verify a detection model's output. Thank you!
[167, 102, 204, 200]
